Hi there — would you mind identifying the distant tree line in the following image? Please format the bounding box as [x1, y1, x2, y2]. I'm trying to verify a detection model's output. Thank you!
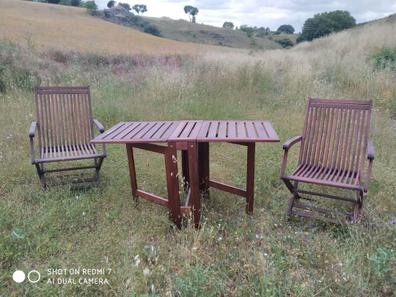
[107, 2, 147, 15]
[34, 0, 98, 10]
[103, 1, 160, 36]
[222, 10, 356, 48]
[35, 0, 151, 15]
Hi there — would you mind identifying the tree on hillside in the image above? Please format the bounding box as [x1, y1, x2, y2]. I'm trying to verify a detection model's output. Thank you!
[119, 2, 131, 11]
[70, 0, 81, 6]
[256, 27, 271, 37]
[239, 25, 255, 37]
[132, 4, 147, 15]
[83, 0, 97, 10]
[277, 24, 295, 34]
[107, 0, 116, 8]
[298, 10, 356, 42]
[223, 21, 234, 29]
[184, 5, 199, 23]
[48, 0, 61, 3]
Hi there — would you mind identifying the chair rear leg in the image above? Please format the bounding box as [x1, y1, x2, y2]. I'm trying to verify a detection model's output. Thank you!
[287, 194, 297, 217]
[352, 190, 363, 222]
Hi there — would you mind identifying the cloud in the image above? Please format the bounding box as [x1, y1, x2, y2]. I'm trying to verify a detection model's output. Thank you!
[94, 0, 396, 30]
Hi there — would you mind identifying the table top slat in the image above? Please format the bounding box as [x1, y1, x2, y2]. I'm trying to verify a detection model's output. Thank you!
[196, 121, 211, 139]
[179, 121, 195, 138]
[218, 122, 227, 139]
[208, 121, 219, 138]
[246, 122, 257, 139]
[253, 121, 267, 138]
[132, 122, 158, 140]
[160, 121, 180, 140]
[113, 122, 140, 140]
[262, 121, 279, 140]
[142, 121, 165, 140]
[149, 121, 173, 140]
[236, 121, 247, 139]
[91, 120, 279, 144]
[227, 121, 237, 138]
[93, 122, 125, 140]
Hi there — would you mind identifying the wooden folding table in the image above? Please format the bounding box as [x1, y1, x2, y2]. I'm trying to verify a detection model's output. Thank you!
[91, 120, 279, 228]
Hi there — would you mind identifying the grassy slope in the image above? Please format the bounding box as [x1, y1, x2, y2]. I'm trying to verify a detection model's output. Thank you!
[0, 0, 220, 55]
[144, 16, 282, 50]
[1, 4, 396, 297]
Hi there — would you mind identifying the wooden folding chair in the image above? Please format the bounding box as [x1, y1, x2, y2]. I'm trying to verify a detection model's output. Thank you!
[29, 86, 106, 188]
[280, 98, 374, 222]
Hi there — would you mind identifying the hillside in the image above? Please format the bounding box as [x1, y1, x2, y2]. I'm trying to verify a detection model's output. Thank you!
[143, 17, 283, 50]
[0, 0, 218, 55]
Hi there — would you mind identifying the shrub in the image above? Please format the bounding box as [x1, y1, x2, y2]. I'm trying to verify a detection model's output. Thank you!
[127, 15, 161, 37]
[275, 38, 293, 48]
[277, 24, 295, 34]
[372, 47, 396, 71]
[298, 10, 355, 42]
[143, 24, 161, 37]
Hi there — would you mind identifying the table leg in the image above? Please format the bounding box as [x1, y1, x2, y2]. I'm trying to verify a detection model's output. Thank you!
[246, 143, 255, 214]
[181, 150, 190, 192]
[165, 142, 182, 228]
[188, 141, 201, 228]
[198, 142, 210, 197]
[126, 144, 138, 201]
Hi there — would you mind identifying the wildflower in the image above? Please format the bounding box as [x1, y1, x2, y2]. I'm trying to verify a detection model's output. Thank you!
[133, 255, 141, 267]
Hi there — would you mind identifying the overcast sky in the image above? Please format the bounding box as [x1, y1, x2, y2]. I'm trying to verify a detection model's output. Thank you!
[95, 0, 396, 31]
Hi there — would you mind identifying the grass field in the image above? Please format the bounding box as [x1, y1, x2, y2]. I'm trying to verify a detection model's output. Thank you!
[1, 1, 396, 296]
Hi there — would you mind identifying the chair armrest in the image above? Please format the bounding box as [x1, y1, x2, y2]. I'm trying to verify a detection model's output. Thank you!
[93, 119, 105, 133]
[29, 121, 37, 163]
[29, 121, 37, 138]
[283, 135, 302, 150]
[367, 140, 374, 160]
[280, 135, 302, 177]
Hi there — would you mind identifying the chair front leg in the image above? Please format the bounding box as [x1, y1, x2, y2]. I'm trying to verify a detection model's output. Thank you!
[35, 163, 46, 189]
[364, 158, 374, 193]
[280, 150, 289, 178]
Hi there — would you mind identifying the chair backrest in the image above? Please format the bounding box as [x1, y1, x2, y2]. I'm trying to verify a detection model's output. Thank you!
[299, 98, 372, 174]
[35, 86, 94, 149]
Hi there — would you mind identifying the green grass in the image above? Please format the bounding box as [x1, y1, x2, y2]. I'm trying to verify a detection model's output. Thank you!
[0, 30, 396, 297]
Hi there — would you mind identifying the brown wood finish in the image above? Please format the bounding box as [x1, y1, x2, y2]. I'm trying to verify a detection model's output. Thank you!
[165, 142, 182, 228]
[126, 144, 138, 200]
[188, 142, 201, 228]
[29, 86, 106, 188]
[92, 120, 279, 227]
[281, 98, 374, 222]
